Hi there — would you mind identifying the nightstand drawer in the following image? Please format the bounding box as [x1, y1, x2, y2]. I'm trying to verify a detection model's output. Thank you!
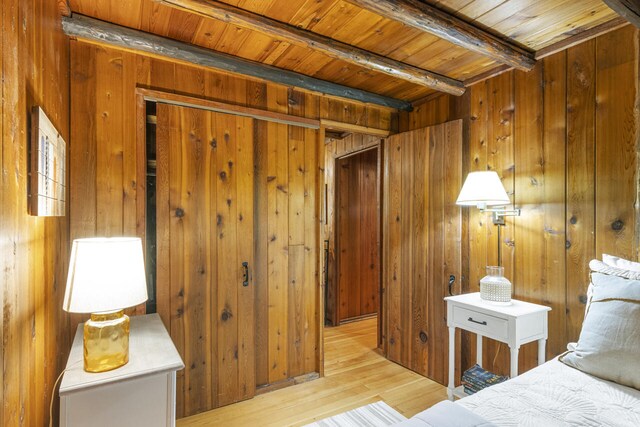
[452, 306, 508, 341]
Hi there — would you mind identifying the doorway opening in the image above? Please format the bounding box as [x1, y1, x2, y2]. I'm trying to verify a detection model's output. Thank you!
[324, 133, 383, 352]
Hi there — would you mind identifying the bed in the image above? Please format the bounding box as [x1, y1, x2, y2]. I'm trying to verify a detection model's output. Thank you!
[459, 357, 640, 426]
[398, 256, 640, 427]
[400, 357, 640, 427]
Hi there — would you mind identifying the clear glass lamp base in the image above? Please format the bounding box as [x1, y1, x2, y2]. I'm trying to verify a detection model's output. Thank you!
[83, 310, 130, 373]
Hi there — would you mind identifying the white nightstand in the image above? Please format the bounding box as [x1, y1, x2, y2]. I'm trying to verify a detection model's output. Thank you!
[445, 292, 551, 400]
[60, 314, 184, 426]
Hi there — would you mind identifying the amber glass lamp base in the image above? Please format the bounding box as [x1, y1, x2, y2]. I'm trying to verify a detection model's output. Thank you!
[83, 310, 130, 372]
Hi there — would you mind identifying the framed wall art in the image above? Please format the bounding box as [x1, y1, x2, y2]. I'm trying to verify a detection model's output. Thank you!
[30, 106, 66, 216]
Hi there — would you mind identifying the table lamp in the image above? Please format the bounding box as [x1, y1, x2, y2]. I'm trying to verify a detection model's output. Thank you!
[63, 237, 148, 373]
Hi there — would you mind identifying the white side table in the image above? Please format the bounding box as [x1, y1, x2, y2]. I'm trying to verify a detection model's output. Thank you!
[60, 313, 184, 426]
[445, 292, 551, 400]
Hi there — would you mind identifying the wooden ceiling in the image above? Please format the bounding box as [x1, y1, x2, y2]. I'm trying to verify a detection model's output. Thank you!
[68, 0, 621, 103]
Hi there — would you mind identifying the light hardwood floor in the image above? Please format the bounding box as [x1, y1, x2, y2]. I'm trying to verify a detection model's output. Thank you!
[178, 318, 447, 426]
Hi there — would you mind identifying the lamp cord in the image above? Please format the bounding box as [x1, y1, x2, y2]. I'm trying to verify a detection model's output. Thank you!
[49, 361, 81, 427]
[49, 369, 66, 427]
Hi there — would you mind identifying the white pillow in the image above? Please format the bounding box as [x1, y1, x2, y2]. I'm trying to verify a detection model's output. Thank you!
[602, 254, 640, 272]
[585, 259, 640, 320]
[589, 259, 640, 280]
[560, 273, 640, 390]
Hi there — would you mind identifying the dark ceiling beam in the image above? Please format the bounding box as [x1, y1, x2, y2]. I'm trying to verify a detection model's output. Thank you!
[62, 14, 413, 111]
[156, 0, 465, 96]
[347, 0, 536, 71]
[603, 0, 640, 28]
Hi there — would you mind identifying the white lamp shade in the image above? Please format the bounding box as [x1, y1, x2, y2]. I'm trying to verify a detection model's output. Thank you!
[456, 171, 511, 207]
[63, 237, 148, 313]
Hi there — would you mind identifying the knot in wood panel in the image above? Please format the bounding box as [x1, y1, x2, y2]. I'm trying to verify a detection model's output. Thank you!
[189, 132, 199, 143]
[175, 207, 185, 218]
[221, 308, 233, 322]
[210, 138, 217, 149]
[419, 331, 428, 343]
[611, 219, 624, 231]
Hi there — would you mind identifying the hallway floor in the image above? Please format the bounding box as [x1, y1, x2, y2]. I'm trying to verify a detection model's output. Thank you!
[178, 317, 446, 426]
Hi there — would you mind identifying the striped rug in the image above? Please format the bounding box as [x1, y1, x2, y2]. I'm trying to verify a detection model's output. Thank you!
[305, 401, 407, 427]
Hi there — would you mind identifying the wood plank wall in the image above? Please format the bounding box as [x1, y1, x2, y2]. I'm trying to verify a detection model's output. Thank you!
[0, 1, 70, 426]
[336, 149, 380, 323]
[398, 25, 640, 378]
[323, 134, 382, 328]
[69, 40, 393, 391]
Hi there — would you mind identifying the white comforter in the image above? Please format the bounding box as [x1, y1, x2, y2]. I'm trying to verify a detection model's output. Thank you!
[395, 401, 496, 427]
[459, 358, 640, 426]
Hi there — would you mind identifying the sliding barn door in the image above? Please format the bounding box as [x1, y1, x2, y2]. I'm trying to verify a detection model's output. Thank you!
[383, 120, 462, 385]
[156, 104, 255, 417]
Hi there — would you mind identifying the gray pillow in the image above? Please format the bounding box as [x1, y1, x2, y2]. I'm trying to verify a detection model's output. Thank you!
[560, 272, 640, 390]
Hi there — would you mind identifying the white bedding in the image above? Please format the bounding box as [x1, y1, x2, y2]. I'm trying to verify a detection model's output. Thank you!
[458, 358, 640, 426]
[395, 401, 495, 427]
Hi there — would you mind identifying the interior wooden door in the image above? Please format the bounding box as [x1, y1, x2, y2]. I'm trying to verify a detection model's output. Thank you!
[382, 120, 462, 385]
[155, 103, 255, 417]
[335, 148, 380, 324]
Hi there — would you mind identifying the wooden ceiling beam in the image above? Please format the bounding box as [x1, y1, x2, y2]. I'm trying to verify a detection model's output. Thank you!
[347, 0, 536, 71]
[62, 14, 413, 111]
[156, 0, 465, 96]
[603, 0, 640, 28]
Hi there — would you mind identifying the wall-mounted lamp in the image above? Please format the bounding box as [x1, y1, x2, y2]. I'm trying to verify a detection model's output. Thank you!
[456, 171, 519, 303]
[456, 171, 520, 227]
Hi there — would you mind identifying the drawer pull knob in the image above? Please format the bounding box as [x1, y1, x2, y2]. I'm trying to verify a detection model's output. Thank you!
[468, 317, 487, 326]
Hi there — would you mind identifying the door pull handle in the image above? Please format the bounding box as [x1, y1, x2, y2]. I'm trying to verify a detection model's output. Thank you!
[242, 262, 249, 287]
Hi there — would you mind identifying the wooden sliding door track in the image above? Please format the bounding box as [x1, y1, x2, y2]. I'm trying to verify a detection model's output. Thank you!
[320, 119, 390, 138]
[137, 87, 320, 129]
